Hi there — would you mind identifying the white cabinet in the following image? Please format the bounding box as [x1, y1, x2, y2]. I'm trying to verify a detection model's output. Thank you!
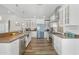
[9, 39, 20, 55]
[0, 39, 19, 55]
[50, 5, 79, 34]
[69, 5, 79, 25]
[31, 31, 37, 38]
[61, 5, 79, 25]
[0, 35, 27, 55]
[53, 35, 79, 55]
[59, 5, 69, 25]
[57, 5, 79, 28]
[54, 5, 79, 33]
[62, 39, 76, 55]
[75, 40, 79, 54]
[25, 33, 31, 47]
[44, 21, 49, 29]
[62, 39, 79, 55]
[19, 36, 26, 54]
[44, 32, 49, 40]
[53, 35, 61, 54]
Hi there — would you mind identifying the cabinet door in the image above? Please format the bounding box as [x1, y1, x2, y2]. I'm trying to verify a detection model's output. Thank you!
[53, 35, 58, 52]
[10, 39, 19, 55]
[59, 8, 63, 26]
[31, 31, 36, 38]
[65, 5, 69, 24]
[69, 5, 79, 25]
[53, 35, 61, 54]
[19, 36, 26, 54]
[62, 39, 76, 55]
[25, 34, 31, 47]
[75, 40, 79, 55]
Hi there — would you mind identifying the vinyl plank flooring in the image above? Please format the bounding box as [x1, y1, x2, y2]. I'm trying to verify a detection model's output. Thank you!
[24, 38, 57, 55]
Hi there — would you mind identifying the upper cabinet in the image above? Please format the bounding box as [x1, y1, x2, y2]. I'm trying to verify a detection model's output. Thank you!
[50, 4, 79, 34]
[62, 5, 79, 25]
[55, 4, 79, 25]
[68, 5, 79, 25]
[58, 5, 69, 25]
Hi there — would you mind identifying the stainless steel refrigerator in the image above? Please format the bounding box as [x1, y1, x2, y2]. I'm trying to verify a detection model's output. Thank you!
[37, 24, 45, 39]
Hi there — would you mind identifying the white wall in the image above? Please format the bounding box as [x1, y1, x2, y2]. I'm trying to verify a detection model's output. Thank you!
[7, 15, 25, 32]
[0, 22, 8, 33]
[0, 15, 9, 33]
[0, 15, 25, 32]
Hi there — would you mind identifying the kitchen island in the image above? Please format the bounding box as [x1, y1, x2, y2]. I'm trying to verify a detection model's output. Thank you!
[0, 31, 31, 55]
[53, 33, 79, 55]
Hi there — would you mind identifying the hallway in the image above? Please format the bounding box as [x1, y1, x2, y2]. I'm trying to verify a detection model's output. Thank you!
[24, 38, 57, 55]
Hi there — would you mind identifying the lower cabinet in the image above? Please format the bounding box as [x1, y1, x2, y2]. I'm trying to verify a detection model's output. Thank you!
[44, 32, 49, 40]
[31, 31, 36, 38]
[0, 33, 32, 55]
[53, 35, 61, 54]
[53, 35, 79, 55]
[0, 39, 19, 55]
[9, 39, 20, 55]
[62, 39, 79, 55]
[19, 36, 26, 55]
[25, 33, 31, 47]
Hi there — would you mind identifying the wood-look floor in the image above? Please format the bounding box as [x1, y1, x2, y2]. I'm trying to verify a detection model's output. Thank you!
[24, 38, 57, 55]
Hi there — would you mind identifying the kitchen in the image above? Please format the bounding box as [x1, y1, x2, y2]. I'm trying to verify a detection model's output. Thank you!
[0, 4, 79, 55]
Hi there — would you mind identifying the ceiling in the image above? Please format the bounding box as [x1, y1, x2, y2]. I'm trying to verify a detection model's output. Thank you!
[0, 4, 61, 19]
[0, 5, 14, 15]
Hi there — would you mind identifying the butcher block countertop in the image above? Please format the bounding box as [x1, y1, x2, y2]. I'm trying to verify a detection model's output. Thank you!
[0, 32, 27, 43]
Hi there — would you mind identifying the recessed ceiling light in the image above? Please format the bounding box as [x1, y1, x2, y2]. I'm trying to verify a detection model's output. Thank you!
[8, 11, 10, 13]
